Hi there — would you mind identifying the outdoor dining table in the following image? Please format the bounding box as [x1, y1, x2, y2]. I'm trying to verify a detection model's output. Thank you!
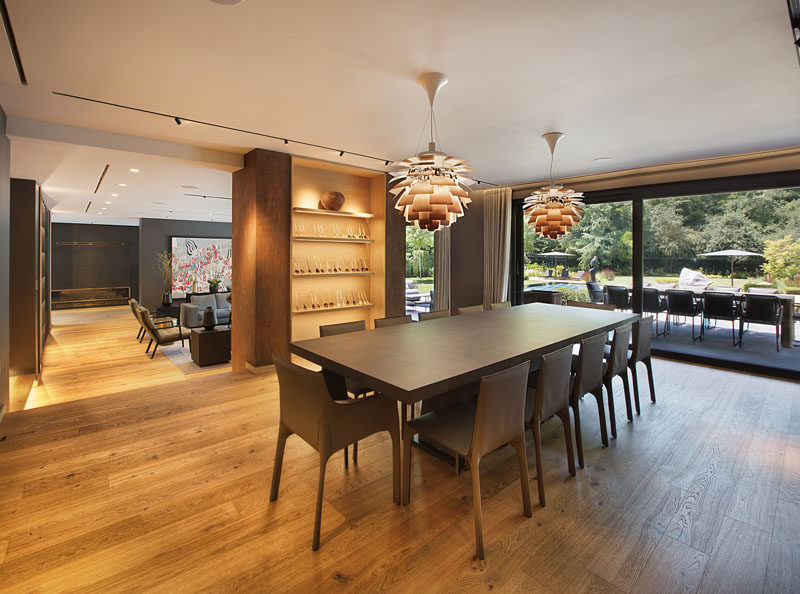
[290, 302, 639, 406]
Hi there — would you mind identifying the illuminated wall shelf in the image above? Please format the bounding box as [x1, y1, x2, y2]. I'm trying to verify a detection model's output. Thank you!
[292, 303, 374, 315]
[293, 271, 374, 278]
[292, 236, 374, 243]
[292, 206, 374, 219]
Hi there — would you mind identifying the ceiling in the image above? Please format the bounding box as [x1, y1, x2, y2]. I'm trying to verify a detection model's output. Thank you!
[2, 0, 800, 221]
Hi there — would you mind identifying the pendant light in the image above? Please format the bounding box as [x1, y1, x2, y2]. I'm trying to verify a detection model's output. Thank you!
[389, 72, 475, 232]
[523, 132, 584, 239]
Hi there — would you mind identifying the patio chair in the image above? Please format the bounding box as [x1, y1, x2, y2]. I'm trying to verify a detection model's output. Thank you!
[642, 288, 667, 335]
[740, 294, 783, 351]
[665, 289, 702, 340]
[604, 286, 630, 310]
[585, 282, 604, 304]
[269, 355, 400, 551]
[701, 291, 741, 346]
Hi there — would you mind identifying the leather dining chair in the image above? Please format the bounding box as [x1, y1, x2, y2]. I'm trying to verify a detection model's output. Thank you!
[319, 320, 372, 465]
[603, 323, 632, 438]
[489, 301, 512, 310]
[570, 333, 609, 468]
[457, 304, 484, 315]
[665, 289, 702, 340]
[402, 361, 532, 560]
[374, 314, 412, 328]
[418, 309, 450, 321]
[269, 355, 400, 551]
[701, 291, 741, 346]
[525, 344, 575, 506]
[628, 316, 656, 415]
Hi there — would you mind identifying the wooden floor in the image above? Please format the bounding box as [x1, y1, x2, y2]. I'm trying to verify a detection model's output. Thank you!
[0, 308, 798, 592]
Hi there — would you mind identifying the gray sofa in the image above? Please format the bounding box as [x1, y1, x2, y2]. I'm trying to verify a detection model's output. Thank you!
[180, 292, 231, 328]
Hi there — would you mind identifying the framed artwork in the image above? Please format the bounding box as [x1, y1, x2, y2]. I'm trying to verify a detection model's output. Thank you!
[170, 236, 232, 297]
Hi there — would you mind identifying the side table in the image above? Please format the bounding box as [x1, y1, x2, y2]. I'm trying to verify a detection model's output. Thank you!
[190, 326, 231, 367]
[156, 305, 181, 319]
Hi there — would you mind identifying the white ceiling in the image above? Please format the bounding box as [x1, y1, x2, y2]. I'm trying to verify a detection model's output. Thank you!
[2, 0, 800, 213]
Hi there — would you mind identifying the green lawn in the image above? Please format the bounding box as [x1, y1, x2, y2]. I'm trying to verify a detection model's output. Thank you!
[407, 277, 433, 295]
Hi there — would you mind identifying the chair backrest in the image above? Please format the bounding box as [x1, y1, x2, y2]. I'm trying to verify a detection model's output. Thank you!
[606, 324, 632, 378]
[273, 354, 333, 450]
[743, 294, 780, 324]
[319, 320, 366, 337]
[374, 314, 413, 329]
[574, 333, 607, 398]
[631, 316, 653, 363]
[489, 301, 512, 310]
[457, 304, 484, 315]
[471, 360, 530, 456]
[138, 307, 162, 341]
[586, 281, 604, 303]
[642, 288, 664, 313]
[129, 298, 140, 318]
[523, 290, 563, 305]
[747, 287, 779, 295]
[533, 344, 574, 421]
[665, 289, 696, 316]
[566, 301, 614, 310]
[702, 291, 736, 319]
[604, 286, 630, 309]
[418, 309, 450, 321]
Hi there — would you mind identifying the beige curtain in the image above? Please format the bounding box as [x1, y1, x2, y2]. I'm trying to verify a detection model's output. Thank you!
[433, 226, 451, 312]
[482, 187, 512, 306]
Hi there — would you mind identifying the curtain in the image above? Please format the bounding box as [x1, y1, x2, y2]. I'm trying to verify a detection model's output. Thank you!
[433, 226, 451, 312]
[482, 187, 512, 306]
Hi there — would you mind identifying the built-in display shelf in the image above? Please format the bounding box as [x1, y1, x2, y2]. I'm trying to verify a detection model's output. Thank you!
[292, 303, 373, 315]
[292, 236, 374, 243]
[292, 207, 374, 219]
[293, 271, 373, 277]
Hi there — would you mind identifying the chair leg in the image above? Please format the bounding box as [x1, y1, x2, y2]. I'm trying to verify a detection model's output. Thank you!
[604, 380, 617, 439]
[621, 372, 633, 422]
[776, 324, 781, 352]
[572, 399, 584, 468]
[470, 453, 485, 560]
[343, 446, 349, 468]
[145, 339, 152, 353]
[592, 388, 609, 446]
[644, 358, 656, 403]
[139, 331, 146, 343]
[402, 425, 415, 505]
[353, 441, 358, 464]
[269, 424, 290, 501]
[557, 409, 576, 477]
[312, 453, 329, 551]
[532, 419, 545, 506]
[150, 343, 158, 359]
[510, 436, 532, 517]
[629, 363, 641, 415]
[137, 327, 143, 339]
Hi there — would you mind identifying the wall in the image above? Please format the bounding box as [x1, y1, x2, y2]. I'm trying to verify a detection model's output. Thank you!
[9, 179, 37, 376]
[0, 107, 10, 420]
[139, 218, 231, 309]
[449, 191, 485, 312]
[52, 223, 139, 298]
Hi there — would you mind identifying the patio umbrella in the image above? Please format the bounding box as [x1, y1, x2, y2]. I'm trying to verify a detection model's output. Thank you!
[698, 249, 762, 286]
[537, 251, 576, 273]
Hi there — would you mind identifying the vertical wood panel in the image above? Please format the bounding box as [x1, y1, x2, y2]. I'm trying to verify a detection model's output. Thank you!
[9, 179, 38, 376]
[384, 174, 406, 318]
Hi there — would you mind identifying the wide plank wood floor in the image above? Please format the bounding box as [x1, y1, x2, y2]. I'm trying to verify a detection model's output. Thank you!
[0, 307, 798, 592]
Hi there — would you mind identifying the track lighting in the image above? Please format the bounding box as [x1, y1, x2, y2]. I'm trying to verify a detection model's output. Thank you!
[339, 150, 344, 157]
[174, 117, 182, 125]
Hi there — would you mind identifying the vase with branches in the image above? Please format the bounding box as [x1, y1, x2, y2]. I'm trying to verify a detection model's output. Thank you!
[155, 250, 174, 306]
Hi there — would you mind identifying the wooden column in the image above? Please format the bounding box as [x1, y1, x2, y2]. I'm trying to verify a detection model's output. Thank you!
[384, 174, 406, 318]
[631, 196, 643, 314]
[231, 149, 291, 372]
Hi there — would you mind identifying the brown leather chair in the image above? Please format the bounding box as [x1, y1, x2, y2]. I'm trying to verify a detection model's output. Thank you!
[603, 324, 633, 438]
[269, 355, 400, 551]
[570, 333, 609, 469]
[374, 314, 413, 328]
[525, 344, 575, 506]
[402, 361, 532, 560]
[489, 301, 512, 310]
[628, 316, 656, 414]
[137, 306, 191, 358]
[130, 298, 172, 341]
[418, 309, 450, 321]
[457, 304, 484, 315]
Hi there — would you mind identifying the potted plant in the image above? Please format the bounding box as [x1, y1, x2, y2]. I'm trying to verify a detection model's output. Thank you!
[154, 251, 174, 306]
[208, 278, 221, 294]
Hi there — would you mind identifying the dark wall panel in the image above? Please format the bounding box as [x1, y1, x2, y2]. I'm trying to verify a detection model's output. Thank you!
[450, 192, 484, 312]
[0, 107, 10, 418]
[9, 179, 37, 376]
[139, 218, 231, 309]
[51, 224, 139, 298]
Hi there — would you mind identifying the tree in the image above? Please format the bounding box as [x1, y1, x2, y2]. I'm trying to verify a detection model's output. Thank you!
[405, 226, 434, 278]
[762, 235, 800, 279]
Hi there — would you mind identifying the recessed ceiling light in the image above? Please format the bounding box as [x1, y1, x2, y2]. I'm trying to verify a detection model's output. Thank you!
[592, 157, 613, 163]
[129, 168, 139, 173]
[180, 185, 199, 190]
[104, 201, 112, 204]
[111, 193, 118, 197]
[102, 207, 107, 210]
[118, 183, 127, 187]
[96, 212, 103, 215]
[210, 0, 243, 4]
[153, 201, 167, 205]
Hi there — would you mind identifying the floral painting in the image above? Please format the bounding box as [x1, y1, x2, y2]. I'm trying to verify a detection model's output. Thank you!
[170, 236, 232, 297]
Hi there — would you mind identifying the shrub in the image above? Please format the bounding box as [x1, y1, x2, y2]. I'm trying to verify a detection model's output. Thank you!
[762, 235, 800, 280]
[783, 288, 800, 295]
[655, 277, 679, 284]
[556, 287, 590, 303]
[599, 268, 616, 281]
[743, 281, 778, 292]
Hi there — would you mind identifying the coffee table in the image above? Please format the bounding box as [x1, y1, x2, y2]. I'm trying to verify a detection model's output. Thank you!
[190, 326, 231, 366]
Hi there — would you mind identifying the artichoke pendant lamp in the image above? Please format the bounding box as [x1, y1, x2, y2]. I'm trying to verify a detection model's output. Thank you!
[389, 72, 475, 231]
[523, 132, 585, 239]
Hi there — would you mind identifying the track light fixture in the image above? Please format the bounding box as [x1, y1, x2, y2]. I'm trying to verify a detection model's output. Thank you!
[174, 117, 182, 125]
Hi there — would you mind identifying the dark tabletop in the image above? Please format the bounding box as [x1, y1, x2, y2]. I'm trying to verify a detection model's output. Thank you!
[290, 303, 639, 403]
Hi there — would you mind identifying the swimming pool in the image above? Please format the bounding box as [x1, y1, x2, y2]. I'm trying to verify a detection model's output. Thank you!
[525, 282, 580, 291]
